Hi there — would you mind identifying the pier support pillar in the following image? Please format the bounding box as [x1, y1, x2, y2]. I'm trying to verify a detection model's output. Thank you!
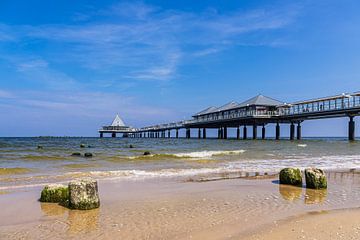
[262, 125, 266, 140]
[290, 123, 295, 140]
[220, 128, 224, 139]
[349, 116, 355, 141]
[217, 128, 221, 139]
[203, 128, 206, 139]
[198, 128, 201, 139]
[168, 130, 170, 138]
[176, 129, 179, 138]
[100, 133, 103, 138]
[253, 124, 257, 140]
[223, 127, 227, 139]
[243, 126, 247, 139]
[276, 123, 280, 140]
[236, 127, 240, 140]
[297, 123, 302, 140]
[186, 128, 190, 139]
[112, 132, 116, 138]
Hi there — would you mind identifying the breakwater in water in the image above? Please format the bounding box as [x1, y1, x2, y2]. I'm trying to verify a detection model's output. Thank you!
[1, 137, 360, 190]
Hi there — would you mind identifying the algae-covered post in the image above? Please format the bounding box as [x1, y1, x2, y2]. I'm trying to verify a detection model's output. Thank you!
[279, 168, 303, 187]
[69, 178, 100, 210]
[305, 168, 327, 189]
[40, 184, 69, 203]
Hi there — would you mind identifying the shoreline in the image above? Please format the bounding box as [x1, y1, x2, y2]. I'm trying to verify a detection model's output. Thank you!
[1, 167, 359, 191]
[1, 170, 360, 239]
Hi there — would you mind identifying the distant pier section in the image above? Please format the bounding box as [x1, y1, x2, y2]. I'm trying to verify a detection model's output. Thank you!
[99, 114, 136, 138]
[99, 91, 360, 140]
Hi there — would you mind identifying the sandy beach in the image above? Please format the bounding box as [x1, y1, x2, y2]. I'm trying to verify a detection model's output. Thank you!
[1, 170, 360, 239]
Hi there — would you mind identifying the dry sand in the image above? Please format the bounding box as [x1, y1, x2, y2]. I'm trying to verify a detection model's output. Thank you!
[0, 171, 360, 239]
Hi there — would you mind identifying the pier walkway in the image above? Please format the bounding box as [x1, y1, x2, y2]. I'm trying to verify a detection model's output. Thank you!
[99, 92, 360, 140]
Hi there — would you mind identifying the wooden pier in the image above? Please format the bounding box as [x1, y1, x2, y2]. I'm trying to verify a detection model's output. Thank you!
[99, 92, 360, 140]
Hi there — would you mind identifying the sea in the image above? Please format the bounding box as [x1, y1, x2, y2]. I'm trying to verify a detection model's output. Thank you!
[1, 137, 360, 190]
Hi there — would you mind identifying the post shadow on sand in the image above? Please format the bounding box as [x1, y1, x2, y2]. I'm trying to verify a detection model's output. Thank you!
[40, 203, 100, 234]
[272, 180, 327, 204]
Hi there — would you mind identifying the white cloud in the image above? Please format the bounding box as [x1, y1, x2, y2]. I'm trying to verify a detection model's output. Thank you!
[0, 2, 300, 82]
[193, 48, 222, 57]
[0, 89, 14, 98]
[16, 59, 48, 72]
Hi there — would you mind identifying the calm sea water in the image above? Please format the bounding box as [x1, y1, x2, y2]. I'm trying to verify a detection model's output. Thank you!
[1, 137, 360, 189]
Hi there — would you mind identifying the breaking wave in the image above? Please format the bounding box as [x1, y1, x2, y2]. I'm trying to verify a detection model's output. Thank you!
[125, 150, 246, 160]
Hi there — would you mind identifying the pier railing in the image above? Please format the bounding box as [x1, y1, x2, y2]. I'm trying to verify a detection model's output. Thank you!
[279, 94, 360, 116]
[137, 93, 360, 132]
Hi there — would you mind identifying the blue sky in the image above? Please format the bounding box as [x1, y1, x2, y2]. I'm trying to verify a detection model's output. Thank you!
[0, 0, 360, 137]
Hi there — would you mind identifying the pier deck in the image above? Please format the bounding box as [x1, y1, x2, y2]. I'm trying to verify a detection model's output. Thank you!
[99, 92, 360, 140]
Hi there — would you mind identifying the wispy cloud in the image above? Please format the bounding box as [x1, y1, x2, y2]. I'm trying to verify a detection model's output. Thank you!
[0, 2, 300, 82]
[0, 89, 177, 122]
[16, 59, 48, 72]
[0, 1, 302, 135]
[0, 89, 14, 98]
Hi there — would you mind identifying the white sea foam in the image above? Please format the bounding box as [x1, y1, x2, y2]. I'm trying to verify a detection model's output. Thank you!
[297, 144, 307, 147]
[172, 150, 246, 158]
[123, 150, 246, 160]
[227, 155, 360, 173]
[87, 168, 234, 179]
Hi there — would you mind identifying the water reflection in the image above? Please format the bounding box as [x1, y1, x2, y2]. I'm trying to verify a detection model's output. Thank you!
[305, 188, 327, 204]
[40, 203, 100, 234]
[40, 203, 67, 216]
[279, 184, 302, 201]
[67, 208, 100, 234]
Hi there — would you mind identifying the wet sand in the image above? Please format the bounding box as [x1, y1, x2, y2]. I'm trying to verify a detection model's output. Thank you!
[245, 208, 360, 240]
[1, 171, 360, 239]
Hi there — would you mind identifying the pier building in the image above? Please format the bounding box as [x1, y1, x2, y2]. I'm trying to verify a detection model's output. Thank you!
[99, 92, 360, 140]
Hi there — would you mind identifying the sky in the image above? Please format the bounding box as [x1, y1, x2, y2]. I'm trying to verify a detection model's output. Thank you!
[0, 0, 360, 137]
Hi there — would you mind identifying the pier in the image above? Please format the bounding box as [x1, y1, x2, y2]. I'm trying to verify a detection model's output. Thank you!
[99, 114, 136, 138]
[99, 92, 360, 140]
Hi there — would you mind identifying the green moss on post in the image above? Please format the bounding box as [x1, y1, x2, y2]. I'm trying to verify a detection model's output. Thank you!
[305, 168, 327, 189]
[279, 168, 302, 187]
[40, 184, 69, 203]
[69, 178, 100, 210]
